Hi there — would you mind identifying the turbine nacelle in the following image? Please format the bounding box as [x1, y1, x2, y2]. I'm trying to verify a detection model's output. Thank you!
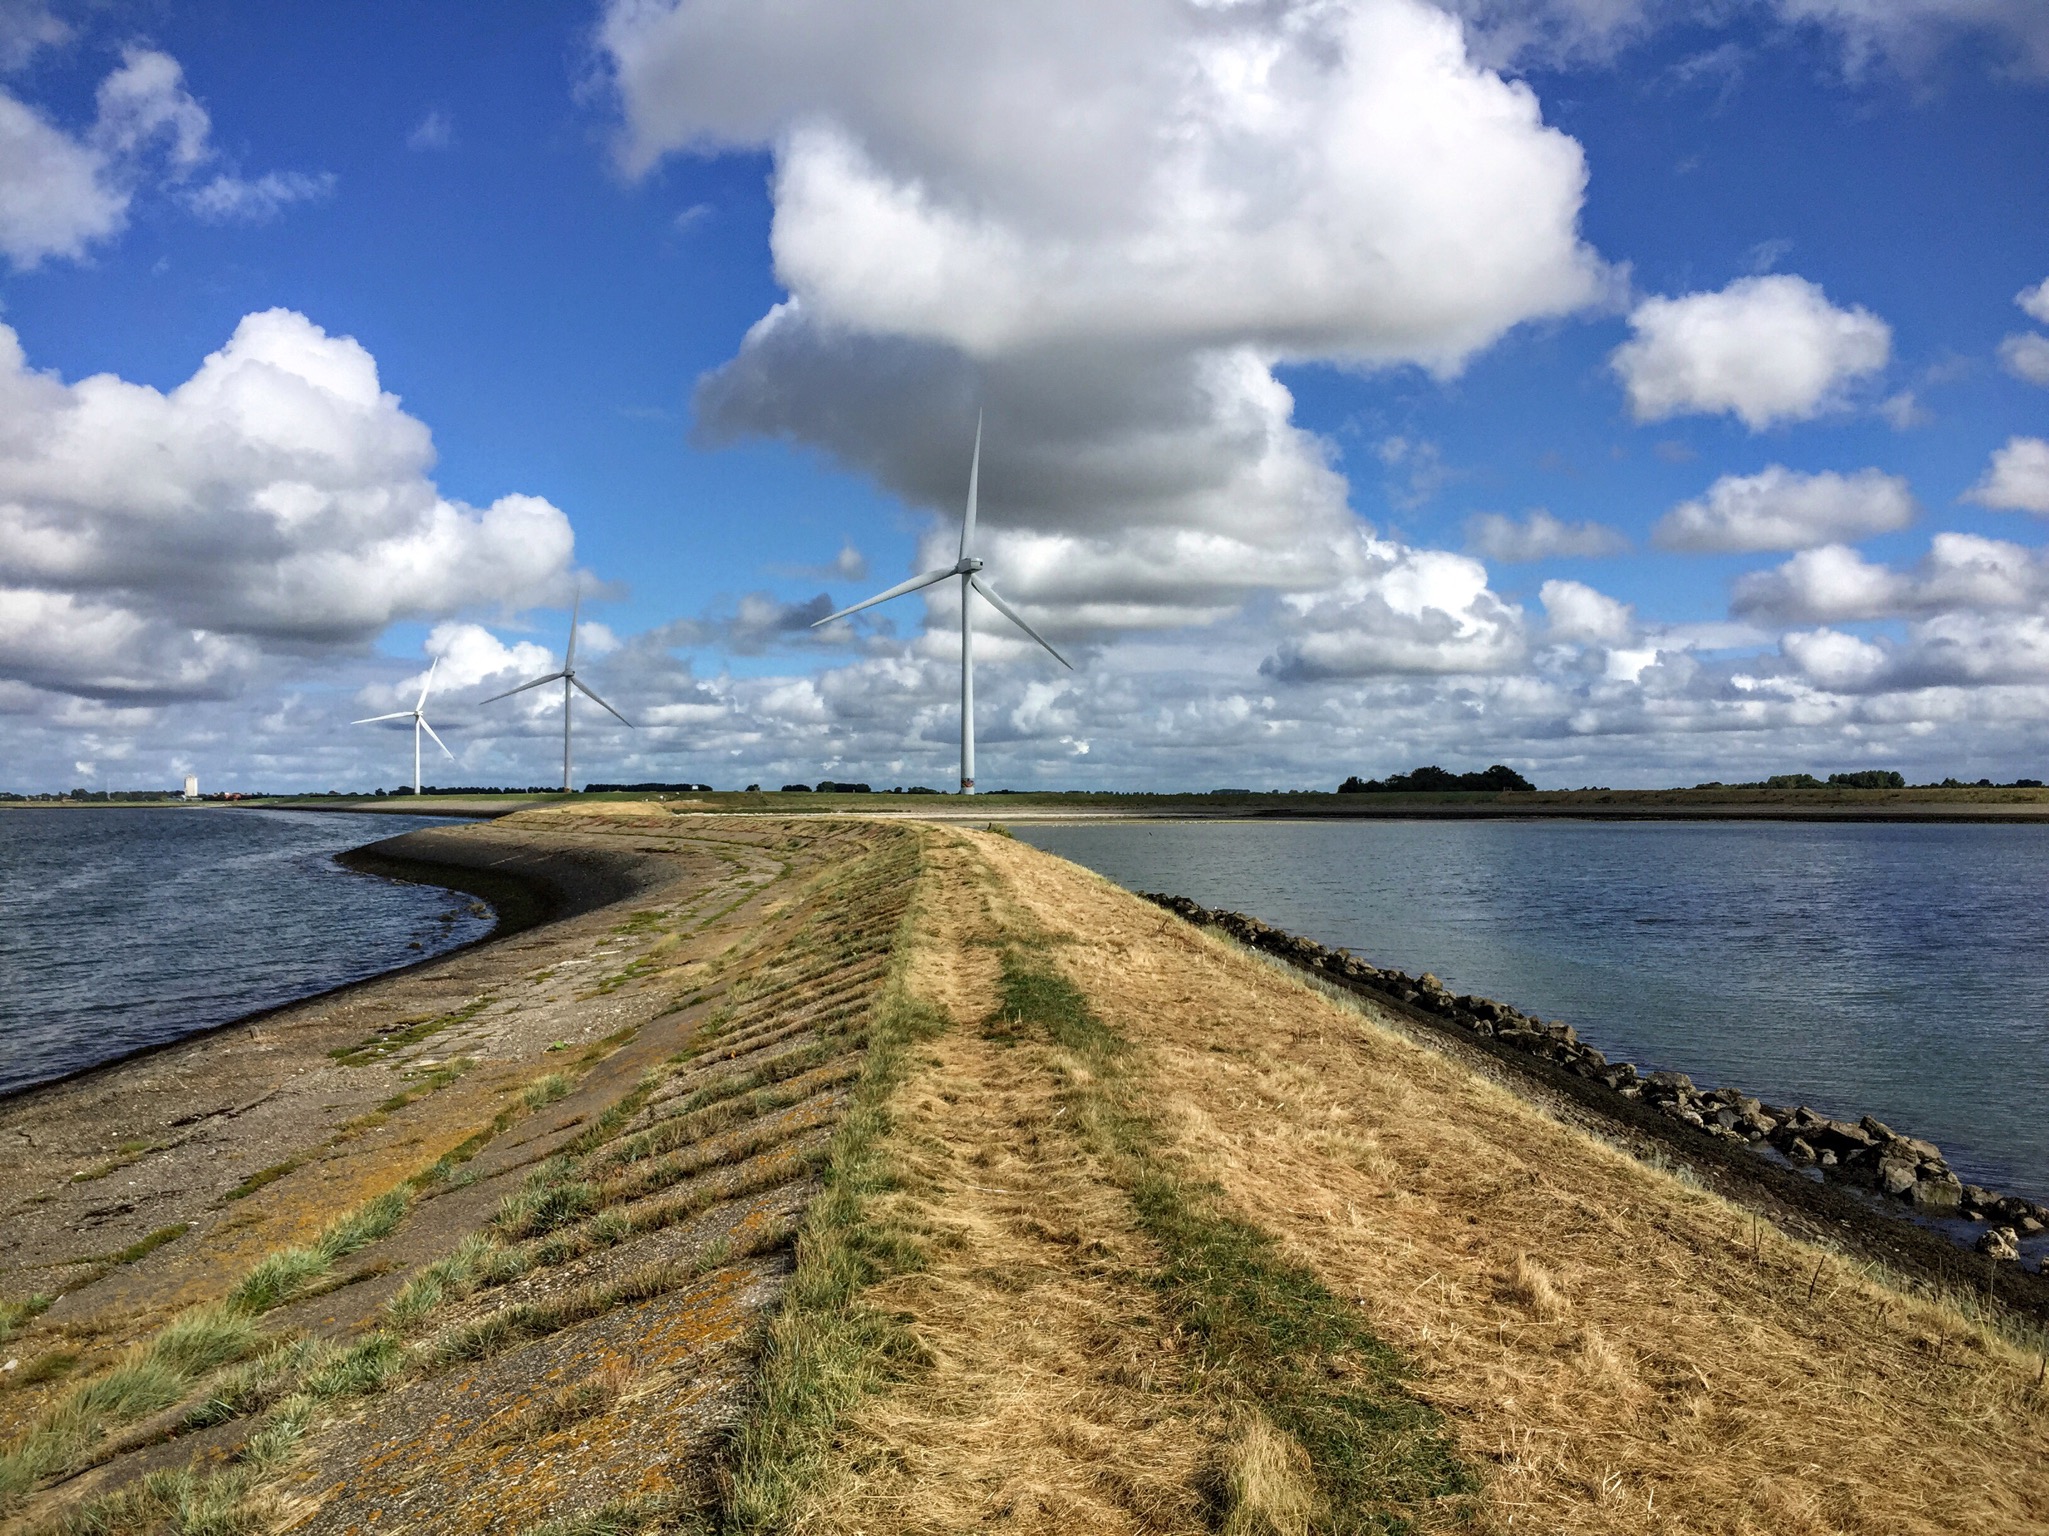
[350, 656, 452, 795]
[812, 414, 1073, 795]
[477, 583, 633, 792]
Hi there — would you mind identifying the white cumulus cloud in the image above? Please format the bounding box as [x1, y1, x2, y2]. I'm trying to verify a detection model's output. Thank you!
[1654, 465, 1916, 552]
[1466, 508, 1629, 561]
[0, 310, 577, 702]
[607, 0, 1608, 650]
[1610, 275, 1891, 430]
[1262, 538, 1526, 680]
[1966, 436, 2049, 514]
[184, 169, 334, 223]
[1998, 332, 2049, 387]
[1541, 578, 1636, 643]
[0, 45, 327, 268]
[1732, 532, 2049, 625]
[2019, 277, 2049, 326]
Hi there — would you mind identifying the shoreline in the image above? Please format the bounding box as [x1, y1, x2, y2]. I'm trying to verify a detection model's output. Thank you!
[1143, 891, 2049, 1320]
[0, 820, 653, 1109]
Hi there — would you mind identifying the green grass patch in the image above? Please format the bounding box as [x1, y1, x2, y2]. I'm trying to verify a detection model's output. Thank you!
[5, 1351, 78, 1389]
[225, 1158, 303, 1201]
[0, 1295, 52, 1346]
[101, 1223, 190, 1267]
[523, 1072, 574, 1110]
[374, 1058, 474, 1114]
[329, 997, 491, 1067]
[522, 1493, 699, 1536]
[719, 840, 938, 1531]
[993, 942, 1477, 1534]
[68, 1138, 163, 1183]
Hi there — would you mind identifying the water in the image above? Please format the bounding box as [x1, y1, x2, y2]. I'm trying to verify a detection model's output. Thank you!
[0, 808, 493, 1096]
[1014, 818, 2049, 1206]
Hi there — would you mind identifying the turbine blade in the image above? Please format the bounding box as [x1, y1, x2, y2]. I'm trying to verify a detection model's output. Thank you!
[970, 575, 1072, 669]
[812, 566, 956, 626]
[415, 655, 438, 713]
[959, 410, 982, 561]
[571, 676, 633, 728]
[565, 582, 581, 670]
[350, 711, 413, 725]
[478, 670, 565, 705]
[419, 717, 455, 759]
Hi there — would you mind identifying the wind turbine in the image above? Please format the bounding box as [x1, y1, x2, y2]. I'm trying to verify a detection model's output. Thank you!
[814, 416, 1071, 794]
[479, 587, 633, 792]
[353, 658, 454, 796]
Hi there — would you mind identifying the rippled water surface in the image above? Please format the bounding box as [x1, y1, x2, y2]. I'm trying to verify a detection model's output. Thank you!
[0, 808, 490, 1095]
[1015, 819, 2049, 1204]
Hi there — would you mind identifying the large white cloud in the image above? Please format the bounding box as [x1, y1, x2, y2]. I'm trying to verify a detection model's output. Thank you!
[0, 310, 576, 702]
[607, 0, 1603, 369]
[2019, 278, 2049, 326]
[608, 0, 1607, 650]
[1966, 437, 2049, 514]
[1610, 275, 1891, 430]
[1732, 532, 2049, 625]
[1261, 538, 1526, 680]
[1653, 465, 1916, 552]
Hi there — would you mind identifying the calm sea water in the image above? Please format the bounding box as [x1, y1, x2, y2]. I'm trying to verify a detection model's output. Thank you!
[1014, 819, 2049, 1206]
[0, 808, 492, 1096]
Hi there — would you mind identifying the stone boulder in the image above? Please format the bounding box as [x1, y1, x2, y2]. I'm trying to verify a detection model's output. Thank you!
[1908, 1171, 1963, 1212]
[1976, 1226, 2021, 1261]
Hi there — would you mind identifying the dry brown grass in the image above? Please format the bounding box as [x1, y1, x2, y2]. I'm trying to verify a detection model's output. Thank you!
[959, 829, 2049, 1536]
[1218, 1413, 1316, 1536]
[783, 834, 1216, 1535]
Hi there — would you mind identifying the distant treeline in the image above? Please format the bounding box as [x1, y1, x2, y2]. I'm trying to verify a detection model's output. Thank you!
[381, 786, 561, 796]
[584, 782, 716, 793]
[1698, 772, 2045, 790]
[774, 782, 942, 794]
[1, 789, 186, 802]
[1338, 765, 1536, 794]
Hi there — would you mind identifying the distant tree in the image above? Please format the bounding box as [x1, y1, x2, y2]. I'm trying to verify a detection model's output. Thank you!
[1827, 770, 1905, 789]
[1338, 764, 1534, 794]
[1764, 773, 1824, 789]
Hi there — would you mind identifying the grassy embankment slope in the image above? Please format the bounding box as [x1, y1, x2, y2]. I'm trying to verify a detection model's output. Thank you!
[0, 809, 2042, 1534]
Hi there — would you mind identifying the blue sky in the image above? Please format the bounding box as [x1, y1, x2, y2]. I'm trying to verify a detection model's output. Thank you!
[2, 0, 2046, 792]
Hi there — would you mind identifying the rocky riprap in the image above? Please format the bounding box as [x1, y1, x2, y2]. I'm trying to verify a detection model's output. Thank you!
[1143, 893, 2049, 1265]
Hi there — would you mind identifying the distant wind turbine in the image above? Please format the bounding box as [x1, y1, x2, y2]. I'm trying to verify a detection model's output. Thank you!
[353, 658, 454, 796]
[813, 416, 1071, 794]
[480, 587, 633, 792]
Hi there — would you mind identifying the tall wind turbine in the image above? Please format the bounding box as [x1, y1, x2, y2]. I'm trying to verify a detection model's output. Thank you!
[353, 658, 454, 796]
[480, 588, 634, 792]
[814, 416, 1071, 794]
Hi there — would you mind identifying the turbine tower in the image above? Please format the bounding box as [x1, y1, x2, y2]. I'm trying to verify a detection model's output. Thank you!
[352, 658, 454, 795]
[814, 416, 1071, 794]
[480, 586, 633, 792]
